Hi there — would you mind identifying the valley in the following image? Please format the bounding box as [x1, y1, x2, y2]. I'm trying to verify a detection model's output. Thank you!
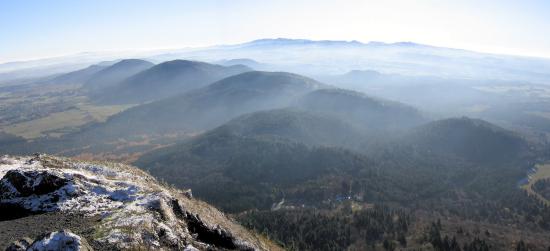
[1, 38, 550, 250]
[3, 103, 130, 139]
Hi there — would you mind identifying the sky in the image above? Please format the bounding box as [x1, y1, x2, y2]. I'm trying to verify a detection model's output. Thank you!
[1, 0, 550, 63]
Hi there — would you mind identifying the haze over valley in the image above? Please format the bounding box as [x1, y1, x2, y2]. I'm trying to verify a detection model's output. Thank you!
[2, 1, 550, 250]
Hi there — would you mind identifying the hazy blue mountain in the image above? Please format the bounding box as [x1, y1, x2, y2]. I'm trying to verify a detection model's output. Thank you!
[95, 60, 251, 104]
[235, 38, 365, 48]
[0, 60, 128, 87]
[143, 38, 550, 85]
[4, 38, 550, 84]
[45, 64, 108, 85]
[0, 52, 133, 83]
[404, 117, 531, 165]
[84, 59, 154, 91]
[211, 108, 364, 148]
[215, 58, 264, 69]
[322, 69, 513, 118]
[330, 70, 383, 83]
[321, 69, 480, 90]
[295, 88, 426, 131]
[149, 38, 550, 84]
[75, 71, 323, 139]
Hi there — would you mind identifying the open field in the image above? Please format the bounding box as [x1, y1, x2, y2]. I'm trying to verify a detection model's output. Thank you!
[522, 163, 550, 206]
[2, 103, 130, 138]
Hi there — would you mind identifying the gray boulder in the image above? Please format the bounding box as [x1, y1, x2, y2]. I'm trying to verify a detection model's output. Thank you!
[0, 170, 68, 199]
[27, 230, 93, 251]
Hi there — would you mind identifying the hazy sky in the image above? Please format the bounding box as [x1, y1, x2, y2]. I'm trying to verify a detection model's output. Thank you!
[2, 0, 550, 63]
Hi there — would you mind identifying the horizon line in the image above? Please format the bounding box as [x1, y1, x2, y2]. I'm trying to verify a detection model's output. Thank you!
[2, 37, 549, 65]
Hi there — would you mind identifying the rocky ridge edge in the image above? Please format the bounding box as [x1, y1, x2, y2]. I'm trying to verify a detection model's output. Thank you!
[0, 154, 276, 250]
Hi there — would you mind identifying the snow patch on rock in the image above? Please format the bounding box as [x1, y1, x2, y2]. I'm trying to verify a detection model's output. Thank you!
[184, 244, 200, 251]
[0, 155, 267, 250]
[0, 155, 184, 249]
[27, 230, 91, 251]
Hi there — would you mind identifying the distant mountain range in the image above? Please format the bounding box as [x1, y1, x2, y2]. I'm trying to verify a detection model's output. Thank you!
[84, 59, 154, 91]
[80, 71, 323, 137]
[93, 60, 251, 104]
[234, 38, 431, 49]
[3, 38, 550, 84]
[150, 38, 550, 83]
[45, 64, 108, 85]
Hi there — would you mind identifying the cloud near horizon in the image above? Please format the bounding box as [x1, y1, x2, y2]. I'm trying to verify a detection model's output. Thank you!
[1, 0, 550, 62]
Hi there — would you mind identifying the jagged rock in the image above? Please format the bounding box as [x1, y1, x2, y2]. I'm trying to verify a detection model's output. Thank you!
[182, 189, 193, 199]
[0, 170, 68, 198]
[0, 155, 279, 250]
[170, 199, 186, 219]
[185, 212, 238, 249]
[26, 230, 93, 251]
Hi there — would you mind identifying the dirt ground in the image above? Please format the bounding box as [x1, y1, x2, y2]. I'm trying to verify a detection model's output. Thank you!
[0, 212, 116, 250]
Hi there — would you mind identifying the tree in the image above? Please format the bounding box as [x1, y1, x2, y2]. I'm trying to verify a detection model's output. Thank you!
[383, 239, 395, 251]
[516, 240, 528, 251]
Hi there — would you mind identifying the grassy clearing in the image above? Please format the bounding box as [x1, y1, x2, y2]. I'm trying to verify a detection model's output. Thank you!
[522, 163, 550, 206]
[3, 103, 131, 138]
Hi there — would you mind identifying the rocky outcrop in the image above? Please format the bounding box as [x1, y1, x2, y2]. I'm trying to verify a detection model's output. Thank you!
[0, 155, 280, 251]
[0, 169, 73, 220]
[185, 211, 239, 250]
[0, 170, 68, 198]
